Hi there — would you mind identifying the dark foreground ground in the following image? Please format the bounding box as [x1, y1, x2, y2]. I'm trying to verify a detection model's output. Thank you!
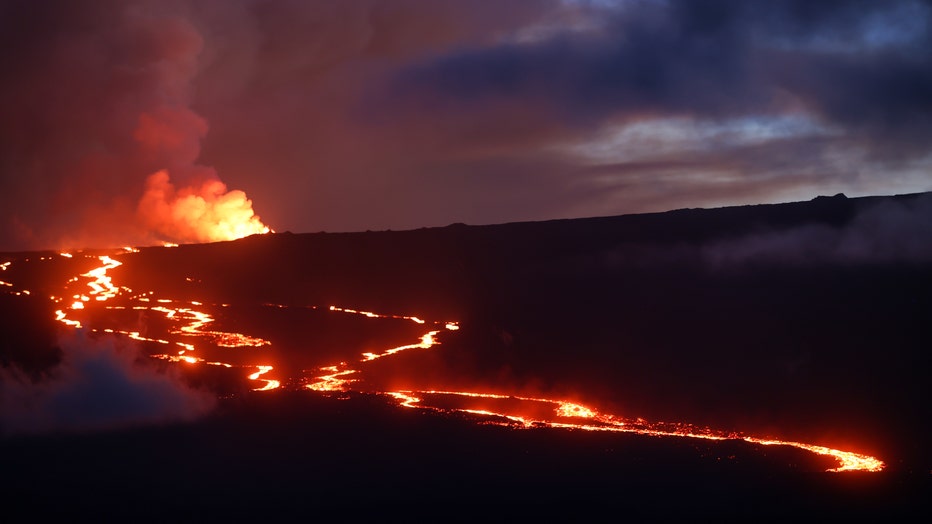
[1, 391, 928, 521]
[2, 192, 931, 519]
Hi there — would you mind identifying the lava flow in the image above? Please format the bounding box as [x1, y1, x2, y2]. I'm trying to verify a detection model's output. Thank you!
[383, 390, 883, 472]
[44, 251, 280, 392]
[303, 304, 883, 472]
[0, 247, 885, 473]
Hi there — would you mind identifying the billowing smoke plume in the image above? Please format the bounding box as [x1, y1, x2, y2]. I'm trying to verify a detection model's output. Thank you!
[0, 333, 214, 435]
[138, 170, 270, 244]
[3, 1, 930, 250]
[0, 1, 270, 250]
[130, 77, 271, 244]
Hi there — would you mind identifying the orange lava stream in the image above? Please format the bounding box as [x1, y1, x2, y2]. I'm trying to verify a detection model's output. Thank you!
[39, 250, 280, 391]
[385, 389, 883, 472]
[55, 309, 82, 328]
[248, 365, 280, 391]
[306, 365, 358, 391]
[362, 331, 439, 361]
[328, 305, 431, 325]
[306, 306, 884, 472]
[82, 255, 122, 300]
[2, 251, 885, 473]
[145, 304, 271, 347]
[304, 309, 460, 391]
[0, 260, 32, 297]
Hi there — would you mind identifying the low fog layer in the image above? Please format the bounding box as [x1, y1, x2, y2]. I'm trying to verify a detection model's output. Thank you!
[0, 333, 214, 435]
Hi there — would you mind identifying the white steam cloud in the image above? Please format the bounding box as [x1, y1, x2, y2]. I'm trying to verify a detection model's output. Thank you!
[0, 333, 215, 435]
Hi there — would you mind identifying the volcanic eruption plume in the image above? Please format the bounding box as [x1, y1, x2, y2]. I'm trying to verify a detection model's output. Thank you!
[138, 170, 270, 244]
[128, 107, 272, 246]
[132, 101, 271, 245]
[0, 2, 270, 249]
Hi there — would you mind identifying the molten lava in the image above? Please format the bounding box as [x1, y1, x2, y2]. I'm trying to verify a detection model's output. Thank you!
[383, 389, 883, 472]
[248, 366, 280, 391]
[42, 251, 279, 391]
[307, 365, 358, 392]
[0, 247, 887, 473]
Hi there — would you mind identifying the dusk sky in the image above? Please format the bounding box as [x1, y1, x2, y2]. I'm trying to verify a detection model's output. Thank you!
[1, 0, 931, 250]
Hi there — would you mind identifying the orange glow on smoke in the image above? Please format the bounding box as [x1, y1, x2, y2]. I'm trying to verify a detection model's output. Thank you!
[138, 170, 271, 244]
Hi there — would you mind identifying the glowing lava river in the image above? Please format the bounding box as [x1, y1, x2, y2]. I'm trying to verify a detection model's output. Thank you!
[0, 246, 885, 473]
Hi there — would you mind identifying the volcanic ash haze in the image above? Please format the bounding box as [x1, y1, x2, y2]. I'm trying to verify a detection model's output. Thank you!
[0, 1, 270, 250]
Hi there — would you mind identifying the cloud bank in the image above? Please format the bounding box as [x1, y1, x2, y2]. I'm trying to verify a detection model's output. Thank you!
[1, 0, 930, 250]
[703, 194, 932, 267]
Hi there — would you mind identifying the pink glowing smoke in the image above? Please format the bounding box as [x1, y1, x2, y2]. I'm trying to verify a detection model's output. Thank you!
[0, 2, 271, 249]
[138, 170, 270, 244]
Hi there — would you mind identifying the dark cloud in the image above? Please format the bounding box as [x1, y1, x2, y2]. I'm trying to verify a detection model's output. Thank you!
[0, 333, 214, 435]
[371, 0, 932, 222]
[391, 14, 758, 124]
[392, 0, 932, 146]
[1, 0, 930, 250]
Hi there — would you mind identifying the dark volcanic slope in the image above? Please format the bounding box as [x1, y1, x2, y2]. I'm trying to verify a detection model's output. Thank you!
[2, 192, 930, 519]
[126, 192, 929, 317]
[2, 392, 927, 520]
[110, 192, 932, 471]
